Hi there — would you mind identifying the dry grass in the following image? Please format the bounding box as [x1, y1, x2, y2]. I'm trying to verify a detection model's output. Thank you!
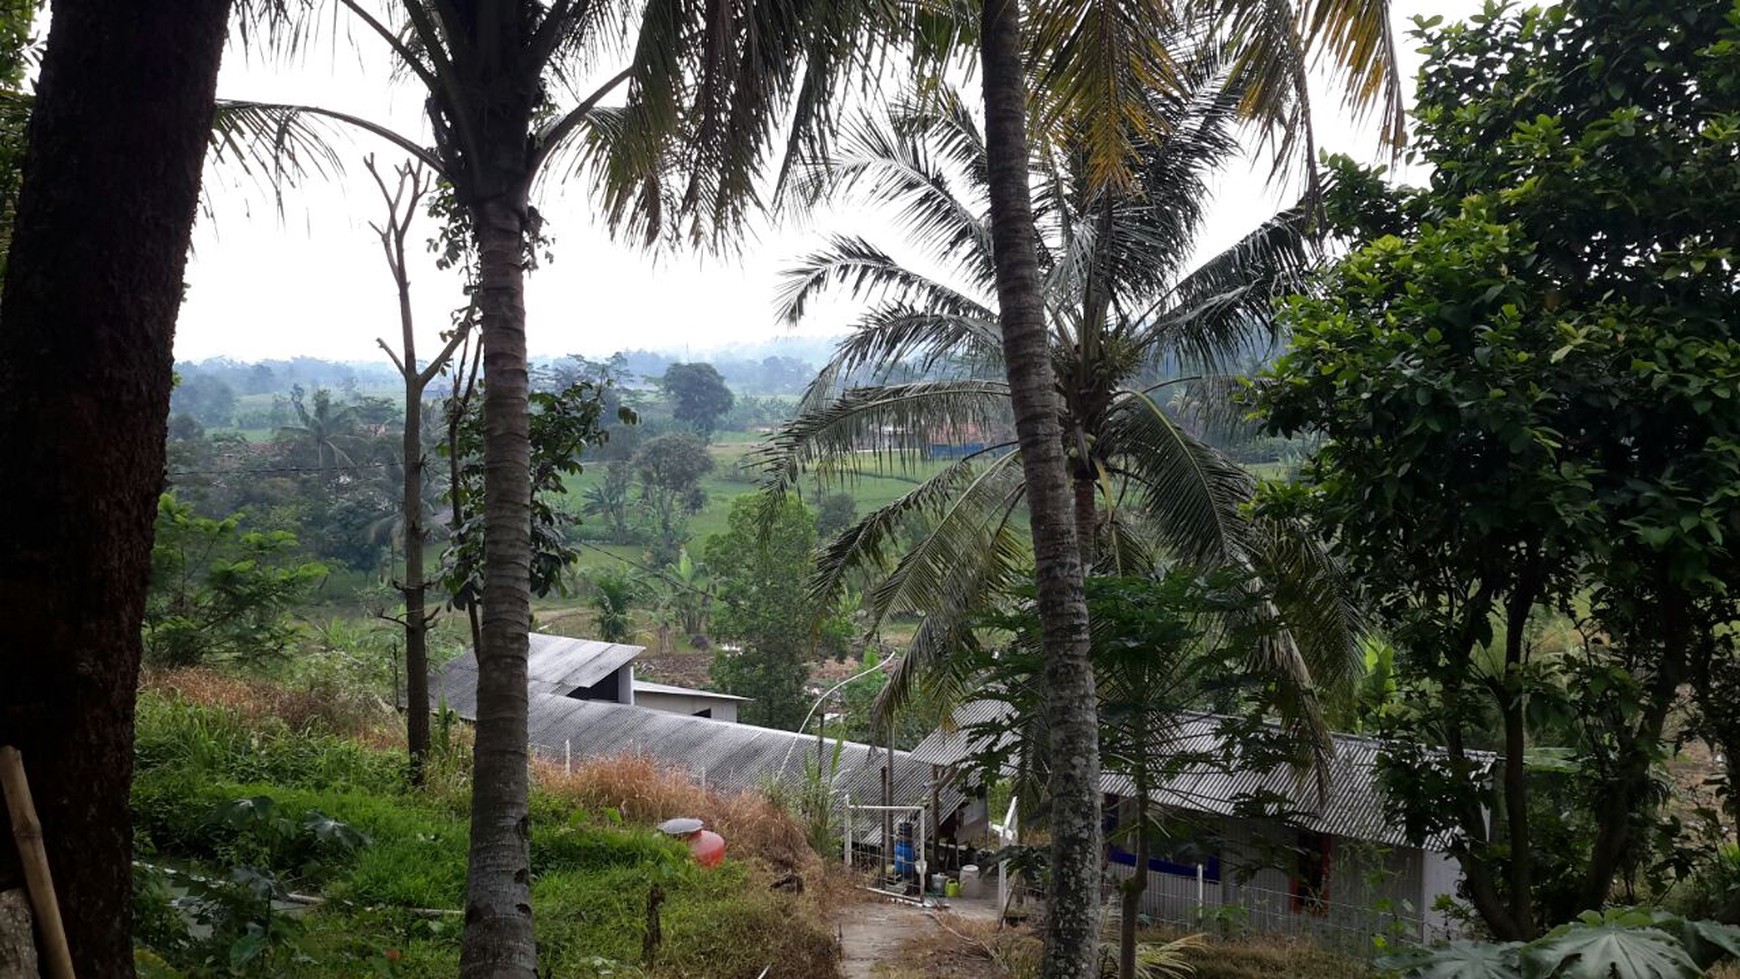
[873, 915, 1373, 979]
[531, 753, 844, 886]
[140, 667, 396, 742]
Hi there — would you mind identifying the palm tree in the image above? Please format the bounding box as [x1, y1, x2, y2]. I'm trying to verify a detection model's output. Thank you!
[224, 5, 883, 971]
[277, 385, 361, 488]
[0, 2, 233, 976]
[776, 38, 1385, 973]
[982, 0, 1401, 966]
[765, 70, 1351, 717]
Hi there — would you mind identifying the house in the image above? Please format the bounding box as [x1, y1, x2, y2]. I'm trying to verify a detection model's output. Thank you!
[435, 633, 746, 722]
[913, 700, 1483, 945]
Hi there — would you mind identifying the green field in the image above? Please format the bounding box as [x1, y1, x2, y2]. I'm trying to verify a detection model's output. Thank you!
[558, 438, 957, 571]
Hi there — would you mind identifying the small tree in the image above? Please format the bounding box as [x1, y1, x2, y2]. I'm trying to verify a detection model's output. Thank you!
[633, 433, 714, 566]
[584, 568, 640, 644]
[367, 155, 473, 781]
[144, 495, 327, 670]
[706, 494, 834, 728]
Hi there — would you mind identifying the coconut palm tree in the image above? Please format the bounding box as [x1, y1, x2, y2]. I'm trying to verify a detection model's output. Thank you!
[973, 0, 1399, 967]
[219, 3, 889, 971]
[767, 60, 1368, 973]
[764, 70, 1353, 713]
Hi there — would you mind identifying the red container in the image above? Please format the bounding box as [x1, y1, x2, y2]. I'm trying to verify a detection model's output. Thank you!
[689, 829, 726, 868]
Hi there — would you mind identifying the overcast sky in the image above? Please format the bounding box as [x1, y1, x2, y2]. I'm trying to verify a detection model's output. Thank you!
[173, 0, 1483, 365]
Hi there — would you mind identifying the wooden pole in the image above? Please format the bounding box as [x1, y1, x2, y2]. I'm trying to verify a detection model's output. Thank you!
[0, 746, 75, 979]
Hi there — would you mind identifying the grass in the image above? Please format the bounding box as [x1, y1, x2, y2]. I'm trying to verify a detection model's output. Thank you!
[132, 680, 841, 978]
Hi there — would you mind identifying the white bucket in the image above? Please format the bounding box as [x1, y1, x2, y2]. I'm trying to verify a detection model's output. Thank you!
[959, 864, 982, 899]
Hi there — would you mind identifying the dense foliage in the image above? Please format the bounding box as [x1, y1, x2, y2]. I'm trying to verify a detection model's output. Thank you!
[1257, 0, 1740, 940]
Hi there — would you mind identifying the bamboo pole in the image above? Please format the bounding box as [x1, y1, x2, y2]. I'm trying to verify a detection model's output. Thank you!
[0, 746, 74, 979]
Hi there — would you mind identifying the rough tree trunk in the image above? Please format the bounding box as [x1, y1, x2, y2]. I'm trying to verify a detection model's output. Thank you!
[458, 195, 537, 979]
[0, 2, 231, 976]
[980, 1, 1103, 976]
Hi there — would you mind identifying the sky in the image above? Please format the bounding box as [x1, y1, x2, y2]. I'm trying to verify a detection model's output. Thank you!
[173, 0, 1485, 365]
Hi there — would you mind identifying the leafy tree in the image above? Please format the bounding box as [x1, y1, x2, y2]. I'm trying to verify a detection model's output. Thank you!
[958, 572, 1318, 979]
[0, 5, 232, 971]
[171, 373, 238, 428]
[706, 494, 837, 728]
[633, 433, 715, 566]
[660, 362, 735, 438]
[143, 495, 327, 670]
[1256, 0, 1740, 939]
[814, 491, 857, 541]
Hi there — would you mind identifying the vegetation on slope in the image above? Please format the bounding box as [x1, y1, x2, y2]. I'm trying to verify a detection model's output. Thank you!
[129, 675, 839, 978]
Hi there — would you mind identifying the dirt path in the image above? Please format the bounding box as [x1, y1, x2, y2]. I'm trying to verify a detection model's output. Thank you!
[836, 896, 1007, 978]
[839, 899, 931, 978]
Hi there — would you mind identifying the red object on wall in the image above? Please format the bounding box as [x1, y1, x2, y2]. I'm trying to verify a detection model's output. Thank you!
[689, 829, 726, 868]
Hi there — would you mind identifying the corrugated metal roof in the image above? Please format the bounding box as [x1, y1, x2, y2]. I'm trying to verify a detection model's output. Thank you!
[435, 633, 643, 716]
[910, 701, 1493, 849]
[433, 636, 963, 843]
[517, 692, 936, 805]
[631, 680, 750, 702]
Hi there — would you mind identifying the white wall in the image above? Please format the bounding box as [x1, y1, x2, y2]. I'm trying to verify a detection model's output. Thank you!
[634, 690, 740, 723]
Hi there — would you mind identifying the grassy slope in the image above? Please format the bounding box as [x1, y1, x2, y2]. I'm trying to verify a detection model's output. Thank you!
[131, 690, 837, 978]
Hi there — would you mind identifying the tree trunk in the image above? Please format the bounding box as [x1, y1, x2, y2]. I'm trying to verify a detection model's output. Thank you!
[1118, 773, 1151, 979]
[0, 2, 230, 976]
[458, 196, 538, 978]
[1074, 474, 1097, 569]
[1499, 589, 1533, 937]
[403, 378, 431, 781]
[980, 2, 1102, 977]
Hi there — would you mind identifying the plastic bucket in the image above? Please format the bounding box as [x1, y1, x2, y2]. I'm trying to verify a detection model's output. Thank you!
[959, 865, 982, 899]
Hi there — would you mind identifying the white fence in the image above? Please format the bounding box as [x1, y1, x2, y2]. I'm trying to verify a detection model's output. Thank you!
[1107, 864, 1437, 956]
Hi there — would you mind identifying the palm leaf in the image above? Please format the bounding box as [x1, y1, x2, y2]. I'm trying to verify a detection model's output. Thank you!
[1099, 389, 1255, 566]
[757, 379, 1011, 488]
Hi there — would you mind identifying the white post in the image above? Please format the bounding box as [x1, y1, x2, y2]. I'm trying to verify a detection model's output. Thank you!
[917, 809, 928, 907]
[564, 739, 572, 775]
[1197, 863, 1205, 916]
[844, 794, 853, 866]
[700, 766, 706, 792]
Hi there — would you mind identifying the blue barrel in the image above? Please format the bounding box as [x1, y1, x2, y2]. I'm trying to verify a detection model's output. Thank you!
[893, 839, 914, 875]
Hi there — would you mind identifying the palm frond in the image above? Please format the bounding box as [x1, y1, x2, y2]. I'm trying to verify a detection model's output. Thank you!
[1026, 0, 1188, 192]
[863, 449, 1028, 622]
[1099, 389, 1256, 567]
[774, 234, 994, 325]
[1141, 203, 1317, 372]
[757, 379, 1012, 494]
[805, 448, 1021, 613]
[206, 100, 393, 215]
